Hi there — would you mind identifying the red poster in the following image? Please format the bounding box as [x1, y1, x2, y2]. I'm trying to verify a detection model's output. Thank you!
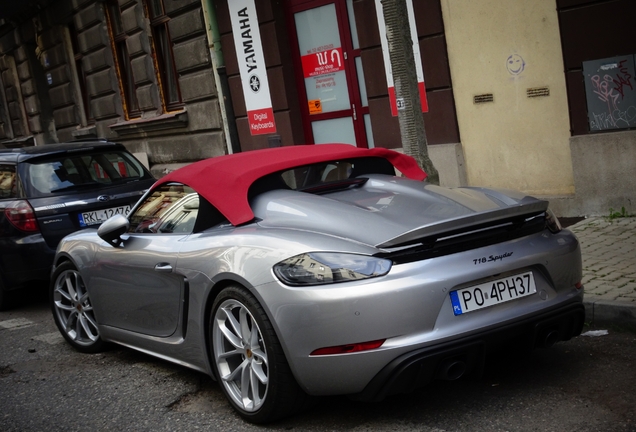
[301, 47, 345, 78]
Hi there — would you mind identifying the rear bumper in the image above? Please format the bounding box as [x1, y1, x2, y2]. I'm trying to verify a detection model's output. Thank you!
[0, 234, 55, 290]
[351, 302, 585, 402]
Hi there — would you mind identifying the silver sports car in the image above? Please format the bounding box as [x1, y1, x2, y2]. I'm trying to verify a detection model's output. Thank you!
[50, 144, 584, 423]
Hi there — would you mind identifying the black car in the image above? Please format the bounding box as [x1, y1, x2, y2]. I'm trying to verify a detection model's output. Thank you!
[0, 141, 155, 308]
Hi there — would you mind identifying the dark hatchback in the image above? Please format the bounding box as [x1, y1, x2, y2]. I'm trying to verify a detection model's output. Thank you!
[0, 141, 155, 308]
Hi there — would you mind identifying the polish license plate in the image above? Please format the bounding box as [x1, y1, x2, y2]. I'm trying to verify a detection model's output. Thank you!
[450, 271, 536, 316]
[79, 205, 131, 227]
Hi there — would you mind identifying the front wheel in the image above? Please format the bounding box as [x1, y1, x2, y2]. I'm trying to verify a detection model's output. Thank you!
[210, 285, 306, 423]
[50, 261, 105, 353]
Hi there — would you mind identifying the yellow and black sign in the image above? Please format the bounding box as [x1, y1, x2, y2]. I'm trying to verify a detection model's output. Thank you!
[308, 99, 322, 115]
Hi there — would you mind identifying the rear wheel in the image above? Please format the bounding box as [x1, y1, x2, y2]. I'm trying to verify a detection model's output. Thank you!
[210, 285, 306, 423]
[50, 261, 105, 353]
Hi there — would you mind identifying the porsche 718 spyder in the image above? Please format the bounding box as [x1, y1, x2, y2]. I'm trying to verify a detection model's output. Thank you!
[50, 144, 584, 423]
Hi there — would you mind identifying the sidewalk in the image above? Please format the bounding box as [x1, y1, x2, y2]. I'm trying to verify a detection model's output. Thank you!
[568, 216, 636, 330]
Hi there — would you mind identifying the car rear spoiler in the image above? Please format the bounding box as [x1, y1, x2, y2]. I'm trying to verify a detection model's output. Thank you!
[376, 199, 549, 249]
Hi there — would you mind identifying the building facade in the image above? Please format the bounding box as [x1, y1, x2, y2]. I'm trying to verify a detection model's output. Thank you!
[0, 0, 634, 216]
[0, 0, 229, 176]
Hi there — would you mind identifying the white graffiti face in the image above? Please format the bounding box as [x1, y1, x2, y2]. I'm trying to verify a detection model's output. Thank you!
[506, 54, 525, 75]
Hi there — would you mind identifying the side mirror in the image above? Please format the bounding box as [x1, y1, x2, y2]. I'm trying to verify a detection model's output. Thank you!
[98, 214, 129, 247]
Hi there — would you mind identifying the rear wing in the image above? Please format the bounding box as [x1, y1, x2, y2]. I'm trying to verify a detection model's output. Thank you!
[376, 199, 549, 249]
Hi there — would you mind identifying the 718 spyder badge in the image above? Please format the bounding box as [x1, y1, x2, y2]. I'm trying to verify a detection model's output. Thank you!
[473, 251, 513, 265]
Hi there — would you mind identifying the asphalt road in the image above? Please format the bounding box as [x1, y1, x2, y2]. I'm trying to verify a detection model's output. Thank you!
[1, 286, 635, 432]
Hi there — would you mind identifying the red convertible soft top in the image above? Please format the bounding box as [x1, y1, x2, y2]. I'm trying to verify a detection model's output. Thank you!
[158, 144, 427, 226]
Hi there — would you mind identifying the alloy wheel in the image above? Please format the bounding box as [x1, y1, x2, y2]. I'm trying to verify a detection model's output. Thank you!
[212, 298, 269, 412]
[52, 268, 100, 348]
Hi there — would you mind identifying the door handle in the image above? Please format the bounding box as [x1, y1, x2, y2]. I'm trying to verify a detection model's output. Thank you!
[154, 263, 173, 272]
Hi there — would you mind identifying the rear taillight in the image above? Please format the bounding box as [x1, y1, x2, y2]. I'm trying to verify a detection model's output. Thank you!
[5, 200, 39, 232]
[545, 208, 562, 233]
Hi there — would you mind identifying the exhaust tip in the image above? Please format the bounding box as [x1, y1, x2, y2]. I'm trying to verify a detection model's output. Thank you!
[543, 330, 560, 348]
[437, 359, 467, 381]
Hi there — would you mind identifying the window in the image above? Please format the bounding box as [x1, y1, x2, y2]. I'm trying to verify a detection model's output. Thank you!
[129, 183, 229, 234]
[105, 0, 140, 118]
[24, 150, 149, 196]
[253, 157, 395, 192]
[129, 184, 198, 233]
[145, 0, 182, 111]
[0, 165, 17, 198]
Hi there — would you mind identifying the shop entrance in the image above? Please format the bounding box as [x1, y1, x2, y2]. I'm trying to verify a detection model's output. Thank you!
[288, 0, 372, 147]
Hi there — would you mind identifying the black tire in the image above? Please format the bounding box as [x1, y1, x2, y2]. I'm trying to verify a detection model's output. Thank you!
[50, 261, 106, 353]
[210, 285, 307, 423]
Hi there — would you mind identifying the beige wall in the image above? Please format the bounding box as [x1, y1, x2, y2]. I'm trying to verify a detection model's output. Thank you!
[440, 0, 574, 196]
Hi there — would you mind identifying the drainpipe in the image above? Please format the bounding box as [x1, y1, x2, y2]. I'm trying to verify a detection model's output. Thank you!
[201, 0, 241, 154]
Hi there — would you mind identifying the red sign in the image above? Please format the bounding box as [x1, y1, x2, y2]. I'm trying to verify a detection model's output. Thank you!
[247, 107, 276, 135]
[388, 82, 429, 117]
[301, 47, 345, 78]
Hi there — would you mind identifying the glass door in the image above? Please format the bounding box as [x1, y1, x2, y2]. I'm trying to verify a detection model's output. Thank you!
[289, 0, 373, 148]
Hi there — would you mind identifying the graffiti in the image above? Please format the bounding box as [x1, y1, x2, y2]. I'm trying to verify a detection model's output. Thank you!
[591, 74, 621, 111]
[584, 56, 636, 131]
[590, 106, 636, 130]
[611, 60, 634, 98]
[506, 54, 525, 75]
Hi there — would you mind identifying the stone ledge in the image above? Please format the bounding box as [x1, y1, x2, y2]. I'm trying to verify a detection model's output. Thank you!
[109, 110, 188, 136]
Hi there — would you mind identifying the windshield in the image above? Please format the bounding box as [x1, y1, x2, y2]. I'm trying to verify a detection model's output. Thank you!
[24, 150, 151, 197]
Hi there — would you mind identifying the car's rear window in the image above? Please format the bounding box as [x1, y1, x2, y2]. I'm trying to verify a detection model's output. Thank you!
[249, 157, 396, 197]
[24, 150, 150, 197]
[0, 165, 17, 198]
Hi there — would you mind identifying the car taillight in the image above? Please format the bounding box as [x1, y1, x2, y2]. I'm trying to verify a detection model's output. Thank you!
[545, 208, 562, 233]
[5, 200, 39, 232]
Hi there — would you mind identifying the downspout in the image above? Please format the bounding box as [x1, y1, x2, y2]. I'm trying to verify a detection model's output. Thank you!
[201, 0, 241, 154]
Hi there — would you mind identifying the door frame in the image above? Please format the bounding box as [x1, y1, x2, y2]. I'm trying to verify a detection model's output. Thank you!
[285, 0, 369, 147]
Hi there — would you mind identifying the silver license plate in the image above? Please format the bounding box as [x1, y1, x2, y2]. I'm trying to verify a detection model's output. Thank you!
[79, 205, 131, 227]
[450, 271, 536, 315]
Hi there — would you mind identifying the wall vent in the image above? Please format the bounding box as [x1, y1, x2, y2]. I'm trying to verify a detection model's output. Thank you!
[527, 87, 550, 98]
[474, 94, 494, 104]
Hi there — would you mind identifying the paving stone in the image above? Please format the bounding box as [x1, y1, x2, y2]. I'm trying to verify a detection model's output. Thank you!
[570, 216, 636, 326]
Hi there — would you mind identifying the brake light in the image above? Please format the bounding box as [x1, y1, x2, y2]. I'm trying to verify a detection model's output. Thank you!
[5, 200, 39, 232]
[310, 339, 386, 356]
[545, 208, 562, 233]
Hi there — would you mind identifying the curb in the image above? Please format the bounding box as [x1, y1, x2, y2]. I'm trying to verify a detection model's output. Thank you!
[567, 216, 636, 332]
[583, 298, 636, 331]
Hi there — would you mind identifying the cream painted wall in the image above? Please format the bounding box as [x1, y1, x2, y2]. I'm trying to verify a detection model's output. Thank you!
[440, 0, 574, 196]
